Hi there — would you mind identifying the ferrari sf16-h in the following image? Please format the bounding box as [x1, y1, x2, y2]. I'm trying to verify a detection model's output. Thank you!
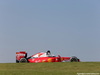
[16, 50, 80, 63]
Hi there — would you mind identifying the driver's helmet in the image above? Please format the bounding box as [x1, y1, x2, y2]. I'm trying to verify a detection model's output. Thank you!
[46, 50, 51, 55]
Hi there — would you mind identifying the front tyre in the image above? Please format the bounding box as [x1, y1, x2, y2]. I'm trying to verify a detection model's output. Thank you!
[70, 56, 78, 62]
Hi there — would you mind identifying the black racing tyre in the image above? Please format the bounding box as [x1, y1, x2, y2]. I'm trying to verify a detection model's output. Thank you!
[19, 58, 28, 63]
[16, 60, 19, 63]
[70, 56, 78, 62]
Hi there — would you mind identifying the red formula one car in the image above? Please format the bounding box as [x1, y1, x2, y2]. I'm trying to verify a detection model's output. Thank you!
[16, 51, 80, 63]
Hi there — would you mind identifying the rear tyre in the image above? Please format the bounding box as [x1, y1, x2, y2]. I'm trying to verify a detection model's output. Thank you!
[16, 60, 19, 63]
[19, 58, 28, 63]
[70, 56, 78, 62]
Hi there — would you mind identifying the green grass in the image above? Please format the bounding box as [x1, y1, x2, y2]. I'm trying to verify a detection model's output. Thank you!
[0, 62, 100, 75]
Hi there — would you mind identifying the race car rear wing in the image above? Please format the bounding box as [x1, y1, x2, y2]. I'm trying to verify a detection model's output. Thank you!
[16, 51, 27, 63]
